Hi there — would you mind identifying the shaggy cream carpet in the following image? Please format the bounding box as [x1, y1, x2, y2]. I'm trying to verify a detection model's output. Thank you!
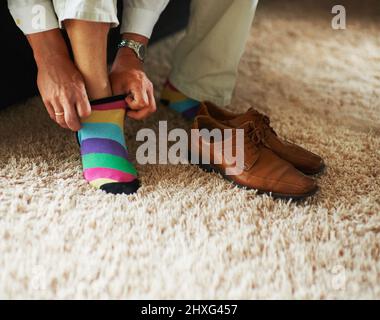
[0, 0, 379, 299]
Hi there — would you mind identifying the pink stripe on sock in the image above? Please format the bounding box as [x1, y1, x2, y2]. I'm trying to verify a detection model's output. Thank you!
[91, 100, 127, 111]
[84, 167, 136, 183]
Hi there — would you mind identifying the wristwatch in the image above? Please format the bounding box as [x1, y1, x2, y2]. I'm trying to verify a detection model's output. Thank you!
[118, 39, 146, 62]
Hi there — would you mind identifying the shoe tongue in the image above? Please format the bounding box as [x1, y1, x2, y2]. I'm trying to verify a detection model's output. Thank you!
[226, 108, 259, 128]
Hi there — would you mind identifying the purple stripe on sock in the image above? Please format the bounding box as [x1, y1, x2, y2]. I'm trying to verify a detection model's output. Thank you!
[81, 138, 128, 159]
[182, 105, 200, 119]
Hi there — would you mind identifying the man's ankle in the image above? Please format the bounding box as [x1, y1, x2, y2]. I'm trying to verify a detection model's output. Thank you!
[160, 80, 200, 120]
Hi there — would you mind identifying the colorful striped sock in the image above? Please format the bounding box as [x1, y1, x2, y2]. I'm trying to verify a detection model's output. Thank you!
[160, 81, 200, 119]
[78, 95, 139, 195]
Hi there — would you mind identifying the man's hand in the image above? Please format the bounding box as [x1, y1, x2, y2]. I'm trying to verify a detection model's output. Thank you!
[28, 30, 91, 131]
[36, 54, 91, 130]
[109, 34, 156, 120]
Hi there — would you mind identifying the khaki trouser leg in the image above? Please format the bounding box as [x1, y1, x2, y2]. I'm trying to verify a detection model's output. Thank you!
[169, 0, 259, 106]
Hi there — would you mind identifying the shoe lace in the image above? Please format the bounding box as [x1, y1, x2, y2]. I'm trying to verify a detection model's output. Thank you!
[248, 114, 273, 145]
[247, 120, 266, 145]
[246, 110, 277, 143]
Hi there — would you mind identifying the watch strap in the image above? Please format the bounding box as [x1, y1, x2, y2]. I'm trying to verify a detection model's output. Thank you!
[118, 39, 146, 62]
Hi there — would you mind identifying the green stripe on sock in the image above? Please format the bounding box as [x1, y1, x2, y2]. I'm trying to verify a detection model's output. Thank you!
[82, 153, 137, 175]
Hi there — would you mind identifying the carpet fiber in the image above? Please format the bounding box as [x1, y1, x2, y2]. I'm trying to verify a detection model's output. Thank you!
[0, 0, 379, 299]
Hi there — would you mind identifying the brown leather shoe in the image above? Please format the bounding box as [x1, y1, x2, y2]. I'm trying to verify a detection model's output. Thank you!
[197, 102, 325, 175]
[190, 116, 318, 200]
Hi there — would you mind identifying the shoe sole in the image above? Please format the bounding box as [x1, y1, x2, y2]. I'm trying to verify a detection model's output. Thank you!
[188, 151, 318, 201]
[297, 163, 326, 177]
[312, 163, 327, 177]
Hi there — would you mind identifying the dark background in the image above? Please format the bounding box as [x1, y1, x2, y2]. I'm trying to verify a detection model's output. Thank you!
[0, 0, 191, 109]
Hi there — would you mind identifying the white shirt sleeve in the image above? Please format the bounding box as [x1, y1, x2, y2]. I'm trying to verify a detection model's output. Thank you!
[121, 0, 170, 38]
[7, 0, 59, 34]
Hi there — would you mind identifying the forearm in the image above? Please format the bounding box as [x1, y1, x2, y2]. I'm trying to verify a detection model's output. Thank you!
[116, 32, 149, 66]
[26, 29, 70, 67]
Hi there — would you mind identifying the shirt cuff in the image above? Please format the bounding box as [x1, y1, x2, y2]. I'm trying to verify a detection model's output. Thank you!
[120, 7, 161, 38]
[8, 1, 59, 35]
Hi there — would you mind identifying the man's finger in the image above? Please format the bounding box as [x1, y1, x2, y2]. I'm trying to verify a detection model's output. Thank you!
[51, 100, 69, 129]
[76, 92, 91, 119]
[126, 110, 151, 120]
[44, 101, 56, 121]
[147, 87, 157, 113]
[126, 105, 152, 120]
[127, 87, 157, 120]
[61, 99, 81, 131]
[126, 88, 149, 110]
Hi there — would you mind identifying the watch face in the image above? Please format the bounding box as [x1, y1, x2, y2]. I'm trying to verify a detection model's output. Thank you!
[138, 45, 146, 59]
